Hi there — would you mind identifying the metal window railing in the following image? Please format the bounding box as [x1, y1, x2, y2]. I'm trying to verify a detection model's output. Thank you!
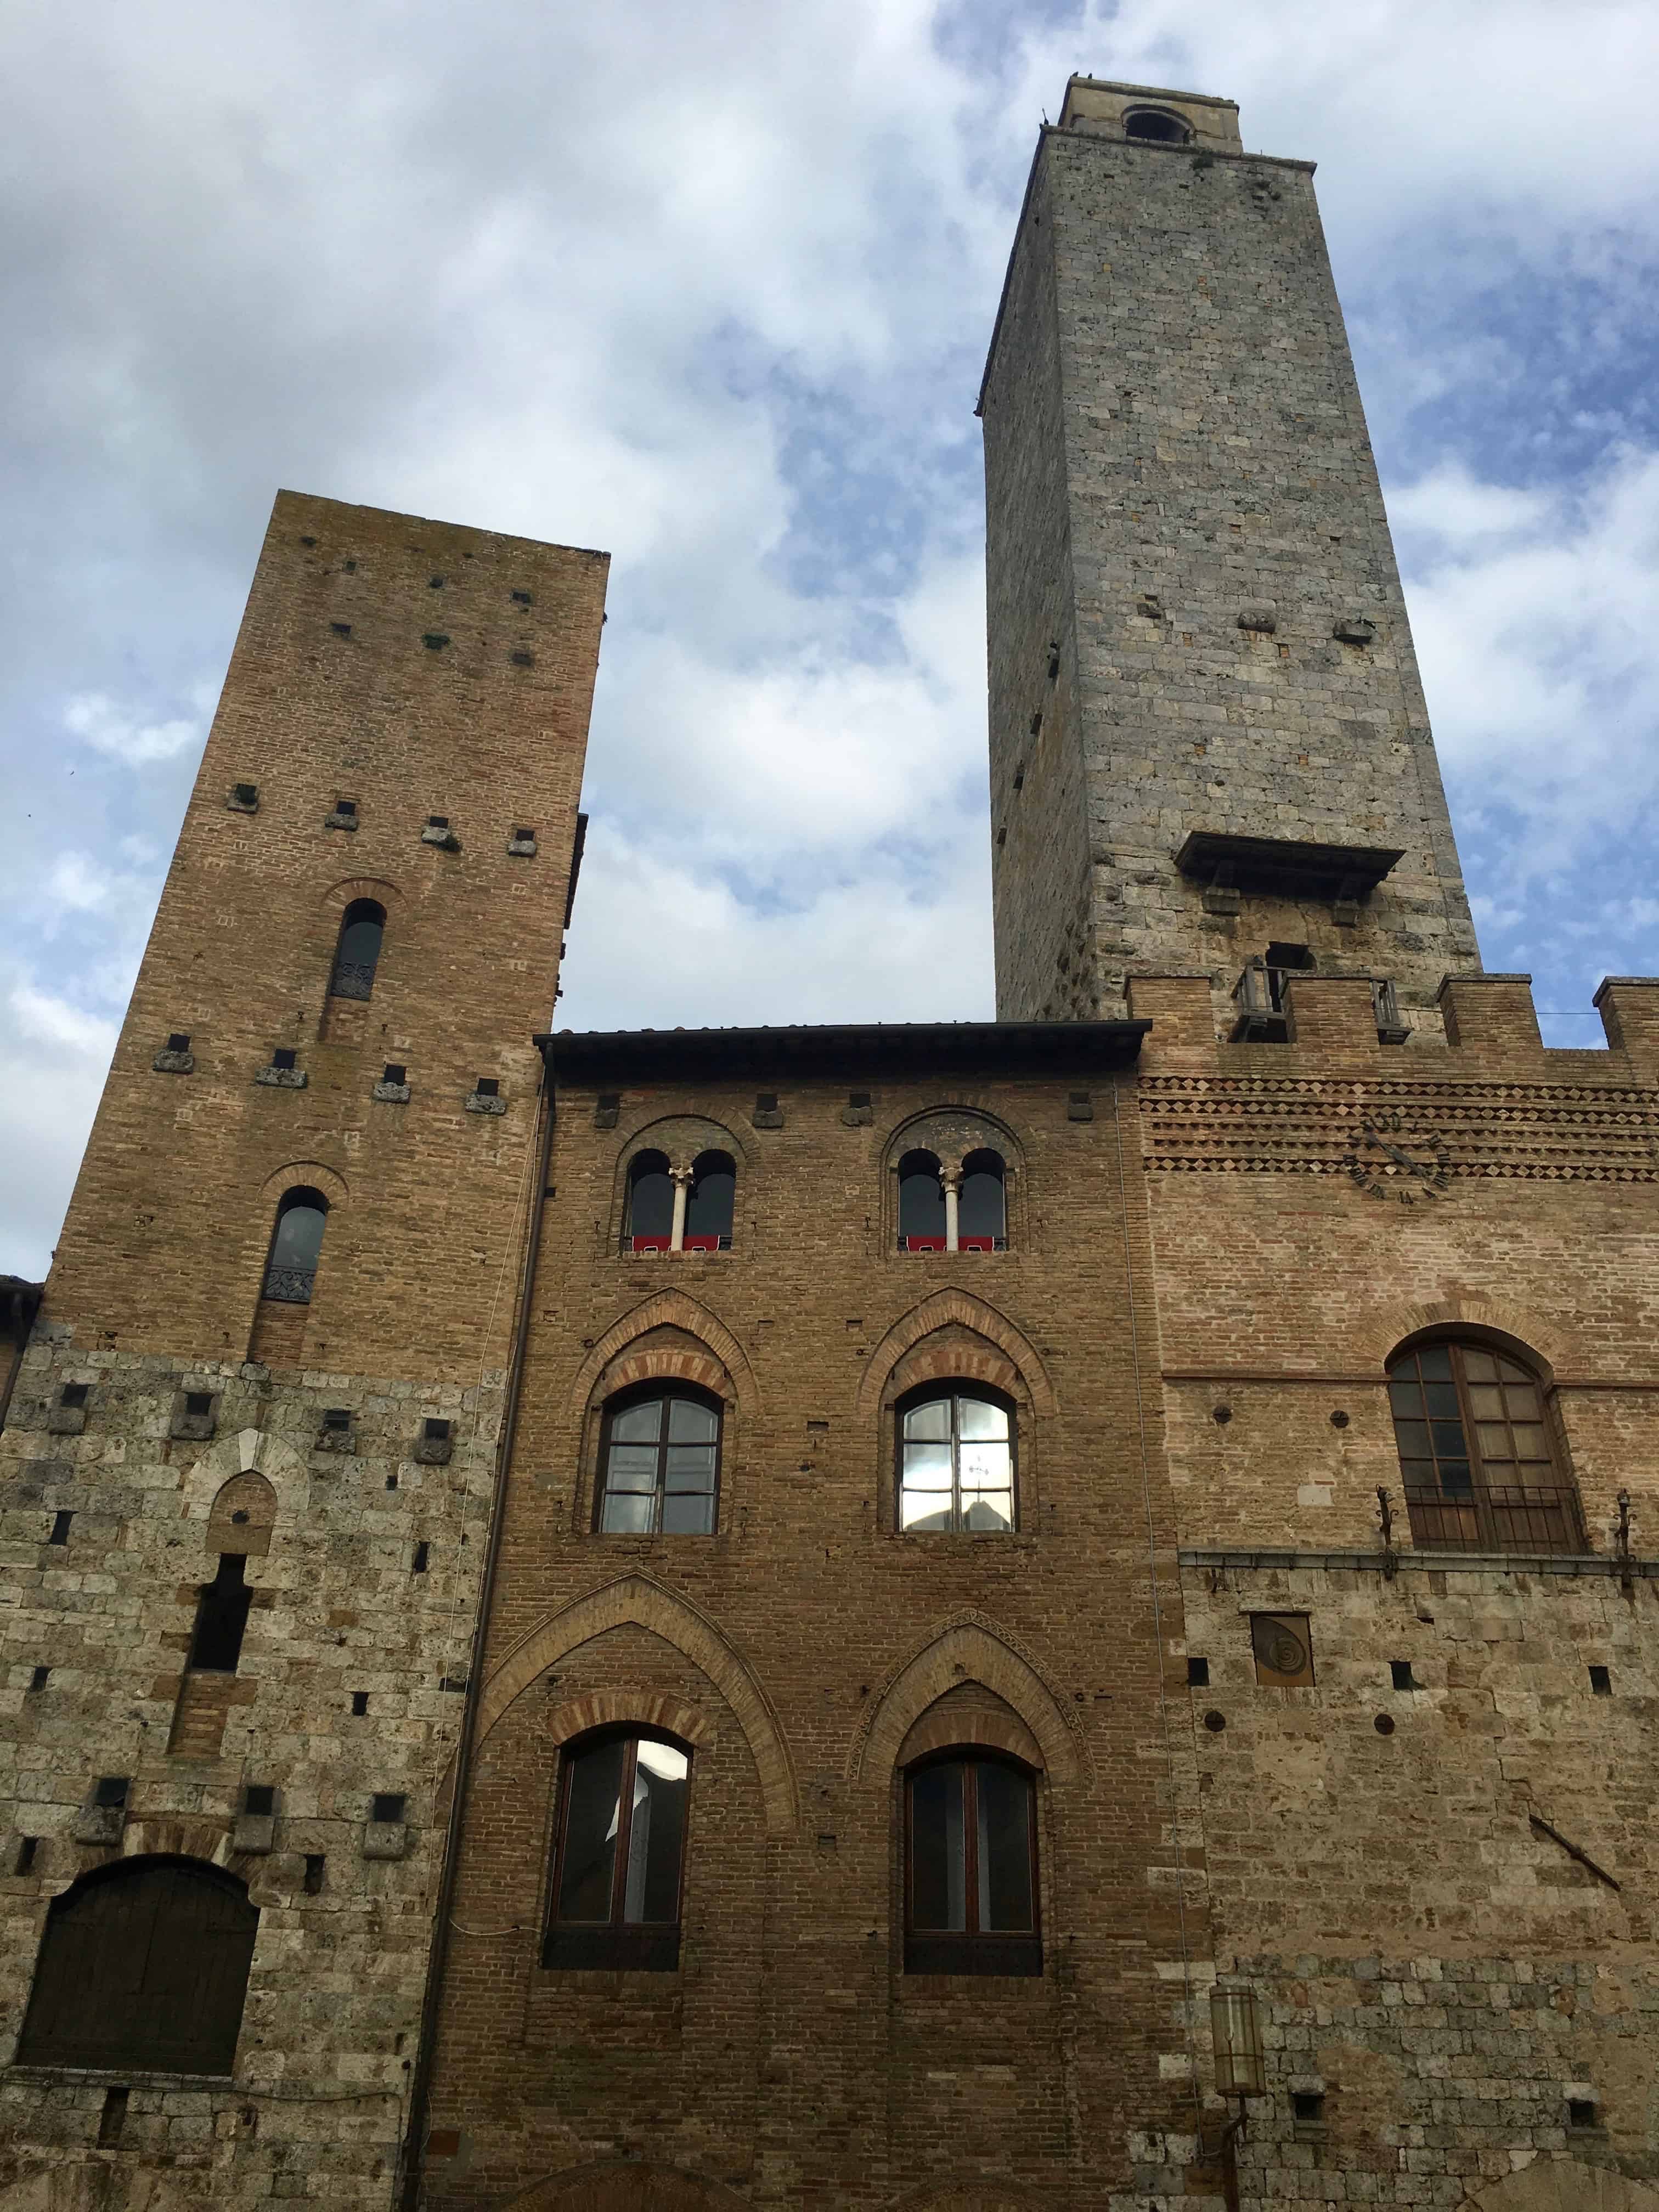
[328, 959, 376, 1002]
[260, 1265, 315, 1306]
[1403, 1483, 1589, 1558]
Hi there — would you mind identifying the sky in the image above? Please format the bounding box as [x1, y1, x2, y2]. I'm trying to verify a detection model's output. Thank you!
[4, 0, 1659, 1279]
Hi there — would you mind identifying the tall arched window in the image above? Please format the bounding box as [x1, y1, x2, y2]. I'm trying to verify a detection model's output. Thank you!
[905, 1752, 1040, 1976]
[1124, 106, 1189, 143]
[597, 1387, 721, 1534]
[328, 899, 385, 1001]
[625, 1151, 674, 1252]
[684, 1150, 736, 1251]
[544, 1730, 691, 1970]
[1387, 1339, 1584, 1555]
[898, 1387, 1015, 1532]
[18, 1857, 258, 2073]
[898, 1150, 946, 1251]
[958, 1149, 1007, 1251]
[261, 1187, 329, 1304]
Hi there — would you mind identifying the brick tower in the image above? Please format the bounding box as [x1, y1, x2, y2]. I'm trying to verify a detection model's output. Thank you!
[0, 492, 606, 2202]
[980, 77, 1481, 1034]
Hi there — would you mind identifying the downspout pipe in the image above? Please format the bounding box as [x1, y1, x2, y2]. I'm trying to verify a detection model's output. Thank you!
[397, 1043, 557, 2210]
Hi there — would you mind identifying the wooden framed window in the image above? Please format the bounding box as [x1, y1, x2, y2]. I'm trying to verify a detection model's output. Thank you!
[596, 1389, 721, 1534]
[543, 1731, 691, 1971]
[17, 1856, 257, 2074]
[1387, 1339, 1584, 1555]
[898, 1389, 1015, 1532]
[905, 1753, 1040, 1976]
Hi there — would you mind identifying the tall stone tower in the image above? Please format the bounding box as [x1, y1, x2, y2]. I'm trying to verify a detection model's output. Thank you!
[0, 492, 606, 2204]
[980, 77, 1481, 1034]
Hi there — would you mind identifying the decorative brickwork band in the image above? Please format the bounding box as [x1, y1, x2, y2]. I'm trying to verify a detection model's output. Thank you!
[541, 1689, 712, 1751]
[473, 1575, 796, 1833]
[568, 1290, 758, 1416]
[848, 1615, 1087, 1785]
[856, 1290, 1057, 1424]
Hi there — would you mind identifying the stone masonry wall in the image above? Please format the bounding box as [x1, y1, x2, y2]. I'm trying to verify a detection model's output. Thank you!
[982, 113, 1480, 1029]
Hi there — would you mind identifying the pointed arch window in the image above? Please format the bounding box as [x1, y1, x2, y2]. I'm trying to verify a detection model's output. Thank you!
[1387, 1339, 1585, 1555]
[328, 899, 385, 1001]
[544, 1729, 691, 1971]
[261, 1187, 329, 1305]
[905, 1752, 1040, 1976]
[18, 1857, 258, 2073]
[898, 1387, 1015, 1532]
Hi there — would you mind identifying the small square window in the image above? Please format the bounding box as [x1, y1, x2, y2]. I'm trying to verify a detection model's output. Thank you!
[48, 1512, 72, 1546]
[424, 1418, 451, 1442]
[1390, 1660, 1417, 1691]
[1568, 2099, 1599, 2130]
[848, 1091, 871, 1111]
[473, 1076, 499, 1097]
[513, 825, 535, 842]
[184, 1391, 213, 1419]
[59, 1383, 89, 1409]
[511, 589, 533, 606]
[1250, 1613, 1314, 1687]
[757, 1093, 778, 1113]
[386, 1473, 399, 1491]
[1291, 2091, 1325, 2125]
[93, 1777, 130, 1810]
[335, 798, 357, 818]
[382, 1064, 406, 1086]
[323, 1408, 351, 1432]
[427, 816, 449, 830]
[243, 1784, 275, 1817]
[1186, 1656, 1210, 1687]
[510, 649, 535, 667]
[330, 621, 352, 637]
[303, 1854, 326, 1894]
[27, 1667, 49, 1692]
[351, 1691, 369, 1717]
[233, 782, 258, 806]
[371, 1792, 407, 1824]
[1589, 1664, 1611, 1695]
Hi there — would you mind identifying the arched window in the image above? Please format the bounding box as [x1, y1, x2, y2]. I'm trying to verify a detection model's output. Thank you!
[190, 1555, 253, 1672]
[1124, 106, 1189, 144]
[18, 1857, 258, 2073]
[544, 1730, 691, 1971]
[905, 1752, 1040, 1977]
[597, 1387, 721, 1534]
[625, 1151, 674, 1253]
[328, 899, 385, 1001]
[261, 1187, 329, 1304]
[684, 1149, 735, 1251]
[958, 1149, 1007, 1252]
[898, 1150, 946, 1251]
[1387, 1339, 1584, 1555]
[898, 1388, 1015, 1532]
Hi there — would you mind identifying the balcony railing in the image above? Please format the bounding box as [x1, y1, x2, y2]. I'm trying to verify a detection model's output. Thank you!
[1403, 1484, 1588, 1558]
[260, 1265, 315, 1305]
[328, 960, 376, 1002]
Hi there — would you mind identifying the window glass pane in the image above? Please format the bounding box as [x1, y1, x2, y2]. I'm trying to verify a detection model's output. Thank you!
[610, 1402, 663, 1443]
[1416, 1346, 1453, 1380]
[627, 1169, 675, 1240]
[270, 1203, 326, 1273]
[1423, 1383, 1460, 1418]
[974, 1763, 1034, 1933]
[603, 1445, 659, 1492]
[902, 1442, 953, 1489]
[664, 1446, 716, 1491]
[1460, 1349, 1497, 1380]
[557, 1740, 628, 1921]
[337, 916, 382, 967]
[1497, 1357, 1530, 1383]
[900, 1493, 955, 1532]
[1388, 1381, 1423, 1416]
[1466, 1385, 1504, 1420]
[961, 1492, 1014, 1532]
[898, 1168, 946, 1240]
[910, 1764, 966, 1931]
[661, 1491, 716, 1534]
[1438, 1461, 1474, 1499]
[1398, 1460, 1435, 1487]
[667, 1399, 717, 1443]
[1510, 1424, 1550, 1462]
[1475, 1424, 1513, 1462]
[1504, 1384, 1541, 1418]
[957, 1398, 1009, 1441]
[958, 1170, 1005, 1242]
[960, 1441, 1011, 1492]
[903, 1400, 950, 1442]
[600, 1491, 654, 1533]
[623, 1742, 689, 1923]
[1393, 1420, 1431, 1458]
[685, 1164, 735, 1240]
[1429, 1420, 1468, 1456]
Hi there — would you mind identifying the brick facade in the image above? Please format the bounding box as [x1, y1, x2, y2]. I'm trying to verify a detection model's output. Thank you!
[2, 74, 1657, 2212]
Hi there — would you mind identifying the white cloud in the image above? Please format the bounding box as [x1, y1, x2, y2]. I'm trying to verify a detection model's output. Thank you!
[64, 691, 203, 766]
